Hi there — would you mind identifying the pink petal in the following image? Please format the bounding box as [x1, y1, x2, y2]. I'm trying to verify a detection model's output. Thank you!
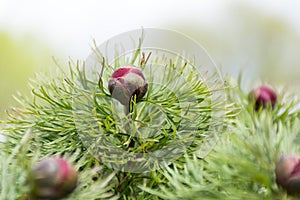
[56, 158, 70, 182]
[112, 67, 132, 78]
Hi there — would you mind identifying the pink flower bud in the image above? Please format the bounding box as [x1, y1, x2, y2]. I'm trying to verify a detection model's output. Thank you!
[248, 85, 277, 110]
[275, 155, 300, 195]
[108, 65, 148, 106]
[30, 157, 78, 199]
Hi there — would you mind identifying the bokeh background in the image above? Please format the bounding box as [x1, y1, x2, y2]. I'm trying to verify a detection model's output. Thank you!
[0, 0, 299, 118]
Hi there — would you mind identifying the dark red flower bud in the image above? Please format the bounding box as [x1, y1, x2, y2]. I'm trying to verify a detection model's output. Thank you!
[275, 155, 300, 195]
[30, 157, 78, 199]
[108, 64, 148, 106]
[248, 85, 277, 110]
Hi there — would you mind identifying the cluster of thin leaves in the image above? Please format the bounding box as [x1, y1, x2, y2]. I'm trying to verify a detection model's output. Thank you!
[0, 37, 228, 199]
[144, 77, 300, 199]
[0, 129, 117, 199]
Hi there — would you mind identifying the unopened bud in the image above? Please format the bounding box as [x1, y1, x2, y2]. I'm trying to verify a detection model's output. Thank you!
[108, 64, 148, 106]
[248, 85, 277, 110]
[275, 155, 300, 195]
[30, 157, 78, 199]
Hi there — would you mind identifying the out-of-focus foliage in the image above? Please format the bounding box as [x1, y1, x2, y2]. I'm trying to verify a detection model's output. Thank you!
[0, 31, 53, 118]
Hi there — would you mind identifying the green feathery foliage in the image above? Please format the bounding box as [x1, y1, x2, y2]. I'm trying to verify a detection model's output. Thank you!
[0, 129, 117, 199]
[2, 34, 300, 200]
[0, 36, 228, 199]
[144, 77, 300, 199]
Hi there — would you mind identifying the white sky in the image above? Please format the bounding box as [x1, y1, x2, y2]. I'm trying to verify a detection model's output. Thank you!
[0, 0, 300, 60]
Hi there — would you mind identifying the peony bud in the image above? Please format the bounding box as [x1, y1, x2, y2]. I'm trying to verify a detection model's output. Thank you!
[108, 64, 148, 106]
[248, 85, 277, 110]
[29, 157, 78, 199]
[275, 155, 300, 195]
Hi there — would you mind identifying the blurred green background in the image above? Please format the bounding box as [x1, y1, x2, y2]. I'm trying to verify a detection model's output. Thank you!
[0, 32, 55, 118]
[0, 1, 299, 118]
